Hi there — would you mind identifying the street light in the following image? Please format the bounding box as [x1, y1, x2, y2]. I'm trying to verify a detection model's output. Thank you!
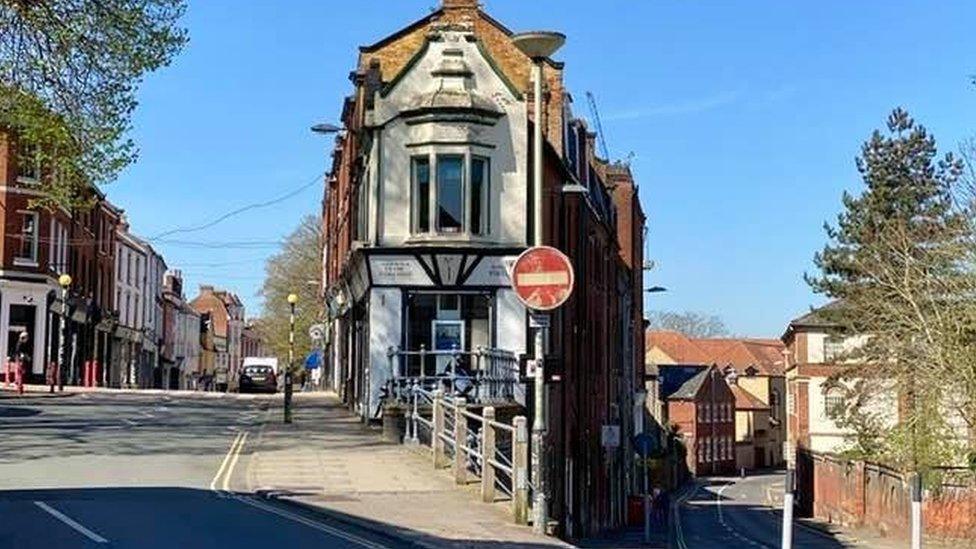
[645, 286, 667, 294]
[57, 274, 72, 392]
[512, 29, 565, 536]
[310, 123, 341, 135]
[284, 293, 298, 424]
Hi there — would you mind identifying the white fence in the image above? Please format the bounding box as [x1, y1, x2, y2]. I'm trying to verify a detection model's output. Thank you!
[404, 387, 531, 524]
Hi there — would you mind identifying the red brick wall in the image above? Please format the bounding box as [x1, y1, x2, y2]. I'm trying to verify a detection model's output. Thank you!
[801, 450, 976, 541]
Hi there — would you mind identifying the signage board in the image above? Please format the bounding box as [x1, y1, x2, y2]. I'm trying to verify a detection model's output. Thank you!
[601, 425, 621, 448]
[511, 246, 574, 311]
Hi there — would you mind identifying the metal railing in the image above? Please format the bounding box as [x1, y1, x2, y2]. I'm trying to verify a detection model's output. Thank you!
[386, 345, 519, 405]
[403, 386, 531, 525]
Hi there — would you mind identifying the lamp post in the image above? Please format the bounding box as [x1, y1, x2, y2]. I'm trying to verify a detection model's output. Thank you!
[512, 29, 565, 536]
[284, 293, 298, 423]
[57, 274, 72, 392]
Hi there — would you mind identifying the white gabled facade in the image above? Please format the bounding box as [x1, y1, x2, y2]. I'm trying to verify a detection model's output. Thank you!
[330, 29, 531, 418]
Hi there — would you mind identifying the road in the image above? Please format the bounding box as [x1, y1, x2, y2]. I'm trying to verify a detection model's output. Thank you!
[673, 473, 852, 549]
[0, 391, 402, 548]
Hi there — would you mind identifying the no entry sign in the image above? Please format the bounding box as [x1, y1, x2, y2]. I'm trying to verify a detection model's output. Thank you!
[511, 246, 575, 311]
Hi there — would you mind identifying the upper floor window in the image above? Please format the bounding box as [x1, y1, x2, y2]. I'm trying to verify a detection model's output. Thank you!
[824, 336, 845, 362]
[411, 154, 490, 236]
[15, 211, 39, 265]
[770, 389, 781, 420]
[824, 386, 845, 420]
[16, 142, 40, 182]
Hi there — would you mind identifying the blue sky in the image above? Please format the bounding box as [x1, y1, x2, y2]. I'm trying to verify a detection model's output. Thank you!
[112, 0, 976, 336]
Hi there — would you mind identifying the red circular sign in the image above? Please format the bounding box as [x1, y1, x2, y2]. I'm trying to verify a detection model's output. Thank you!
[511, 246, 575, 311]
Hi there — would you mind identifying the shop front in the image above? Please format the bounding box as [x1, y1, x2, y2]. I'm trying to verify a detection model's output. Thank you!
[339, 248, 527, 420]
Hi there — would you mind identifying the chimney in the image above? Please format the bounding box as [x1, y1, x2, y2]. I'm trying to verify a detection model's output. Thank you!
[442, 0, 479, 10]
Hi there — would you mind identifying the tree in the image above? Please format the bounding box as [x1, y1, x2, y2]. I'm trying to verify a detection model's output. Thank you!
[807, 108, 974, 470]
[255, 216, 323, 375]
[647, 310, 729, 338]
[0, 0, 187, 206]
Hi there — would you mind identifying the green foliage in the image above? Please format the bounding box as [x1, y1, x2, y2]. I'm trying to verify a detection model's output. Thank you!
[807, 108, 976, 470]
[0, 0, 187, 207]
[255, 216, 323, 373]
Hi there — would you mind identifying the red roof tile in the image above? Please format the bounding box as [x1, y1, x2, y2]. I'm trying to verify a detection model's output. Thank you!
[646, 331, 710, 364]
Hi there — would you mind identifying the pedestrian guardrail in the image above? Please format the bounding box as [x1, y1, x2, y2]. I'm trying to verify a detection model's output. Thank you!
[404, 386, 531, 525]
[386, 345, 519, 406]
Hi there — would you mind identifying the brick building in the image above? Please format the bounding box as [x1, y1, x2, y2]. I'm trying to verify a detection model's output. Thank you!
[660, 364, 737, 477]
[190, 285, 244, 392]
[320, 0, 645, 538]
[0, 132, 71, 381]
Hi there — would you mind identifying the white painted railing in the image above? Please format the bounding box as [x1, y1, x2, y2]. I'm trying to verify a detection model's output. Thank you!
[404, 387, 531, 525]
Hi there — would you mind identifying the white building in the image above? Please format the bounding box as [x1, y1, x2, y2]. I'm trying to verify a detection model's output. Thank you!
[114, 222, 147, 387]
[327, 27, 531, 418]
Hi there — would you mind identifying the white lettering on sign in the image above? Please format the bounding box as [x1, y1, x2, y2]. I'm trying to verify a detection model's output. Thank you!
[516, 272, 570, 286]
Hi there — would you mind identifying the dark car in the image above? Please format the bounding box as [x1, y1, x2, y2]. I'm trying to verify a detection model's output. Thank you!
[239, 365, 277, 393]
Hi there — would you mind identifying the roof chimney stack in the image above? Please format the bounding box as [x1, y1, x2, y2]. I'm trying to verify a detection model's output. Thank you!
[443, 0, 479, 8]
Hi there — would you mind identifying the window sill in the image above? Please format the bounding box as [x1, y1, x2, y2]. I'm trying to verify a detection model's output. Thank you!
[15, 176, 40, 186]
[12, 259, 39, 268]
[404, 233, 497, 247]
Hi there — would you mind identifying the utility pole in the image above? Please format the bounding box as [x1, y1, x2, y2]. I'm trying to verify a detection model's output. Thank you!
[284, 293, 297, 423]
[512, 29, 565, 537]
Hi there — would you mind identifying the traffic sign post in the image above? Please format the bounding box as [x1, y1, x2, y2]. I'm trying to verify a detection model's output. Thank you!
[634, 432, 657, 543]
[510, 246, 574, 535]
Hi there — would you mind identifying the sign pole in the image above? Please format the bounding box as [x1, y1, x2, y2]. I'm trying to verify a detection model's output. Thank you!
[532, 313, 547, 535]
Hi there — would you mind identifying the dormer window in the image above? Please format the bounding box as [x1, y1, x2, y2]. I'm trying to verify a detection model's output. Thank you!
[411, 153, 490, 237]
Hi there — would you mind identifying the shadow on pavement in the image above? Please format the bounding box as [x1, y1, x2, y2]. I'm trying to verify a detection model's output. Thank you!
[0, 486, 570, 548]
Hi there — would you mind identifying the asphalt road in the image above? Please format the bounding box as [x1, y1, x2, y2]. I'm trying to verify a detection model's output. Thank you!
[0, 392, 404, 548]
[673, 472, 852, 549]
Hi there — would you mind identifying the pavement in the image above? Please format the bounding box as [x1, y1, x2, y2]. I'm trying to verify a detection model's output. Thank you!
[0, 388, 569, 548]
[241, 392, 572, 548]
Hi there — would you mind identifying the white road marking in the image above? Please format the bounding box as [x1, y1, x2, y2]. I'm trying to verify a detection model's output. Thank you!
[717, 479, 773, 549]
[33, 501, 108, 544]
[123, 418, 139, 426]
[233, 495, 389, 549]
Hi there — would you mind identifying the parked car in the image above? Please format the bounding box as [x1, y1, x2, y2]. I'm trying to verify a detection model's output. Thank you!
[239, 361, 277, 393]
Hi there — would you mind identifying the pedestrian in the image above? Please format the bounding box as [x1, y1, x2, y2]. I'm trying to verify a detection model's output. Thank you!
[15, 332, 30, 394]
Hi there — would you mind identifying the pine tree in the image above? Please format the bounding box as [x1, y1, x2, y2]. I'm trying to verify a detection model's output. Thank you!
[807, 108, 973, 470]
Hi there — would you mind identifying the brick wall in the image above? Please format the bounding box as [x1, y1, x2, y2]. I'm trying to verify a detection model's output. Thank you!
[798, 450, 976, 541]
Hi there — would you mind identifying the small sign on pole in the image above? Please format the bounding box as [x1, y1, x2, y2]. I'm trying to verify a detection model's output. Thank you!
[601, 425, 621, 448]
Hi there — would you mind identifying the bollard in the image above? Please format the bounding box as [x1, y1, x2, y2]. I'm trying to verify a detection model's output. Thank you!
[454, 398, 468, 484]
[481, 406, 497, 502]
[513, 415, 529, 525]
[93, 360, 100, 388]
[4, 360, 10, 389]
[15, 360, 24, 394]
[83, 361, 90, 388]
[432, 390, 447, 468]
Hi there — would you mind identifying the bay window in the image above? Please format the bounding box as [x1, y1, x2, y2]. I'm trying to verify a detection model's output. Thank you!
[411, 153, 490, 236]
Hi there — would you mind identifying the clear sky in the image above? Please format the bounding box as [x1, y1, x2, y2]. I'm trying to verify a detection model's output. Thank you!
[111, 0, 976, 337]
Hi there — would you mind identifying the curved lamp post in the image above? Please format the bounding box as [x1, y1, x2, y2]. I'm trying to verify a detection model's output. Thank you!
[284, 293, 298, 423]
[57, 274, 72, 392]
[511, 29, 565, 536]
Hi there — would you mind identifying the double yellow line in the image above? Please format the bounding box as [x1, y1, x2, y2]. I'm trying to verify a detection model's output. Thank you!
[211, 430, 249, 492]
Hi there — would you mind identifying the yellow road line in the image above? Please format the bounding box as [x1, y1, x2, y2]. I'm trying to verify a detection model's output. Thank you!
[210, 431, 245, 491]
[223, 431, 249, 491]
